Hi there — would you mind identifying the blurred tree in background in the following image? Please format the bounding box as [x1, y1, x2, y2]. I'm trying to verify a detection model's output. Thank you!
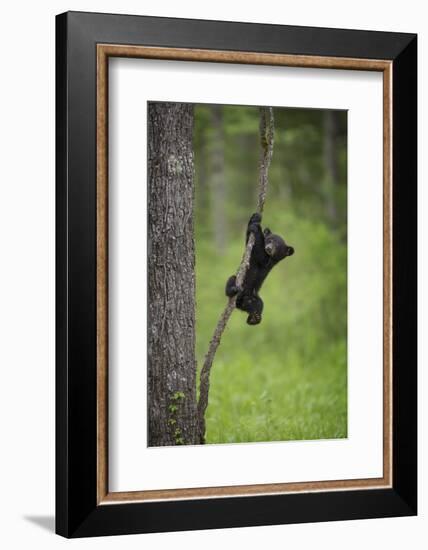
[194, 104, 348, 444]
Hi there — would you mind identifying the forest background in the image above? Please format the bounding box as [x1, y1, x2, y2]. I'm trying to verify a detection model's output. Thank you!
[193, 104, 348, 444]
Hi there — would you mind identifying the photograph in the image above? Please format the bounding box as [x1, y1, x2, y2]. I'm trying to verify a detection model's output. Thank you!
[0, 0, 421, 543]
[51, 8, 417, 539]
[147, 101, 348, 447]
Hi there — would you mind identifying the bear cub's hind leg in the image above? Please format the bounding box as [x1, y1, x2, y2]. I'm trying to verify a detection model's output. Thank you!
[225, 275, 239, 298]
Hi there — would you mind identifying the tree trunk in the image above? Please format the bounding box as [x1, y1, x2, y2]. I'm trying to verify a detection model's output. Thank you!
[210, 105, 227, 253]
[323, 110, 339, 224]
[148, 102, 198, 446]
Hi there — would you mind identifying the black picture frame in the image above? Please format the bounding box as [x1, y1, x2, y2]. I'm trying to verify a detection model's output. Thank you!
[56, 10, 417, 538]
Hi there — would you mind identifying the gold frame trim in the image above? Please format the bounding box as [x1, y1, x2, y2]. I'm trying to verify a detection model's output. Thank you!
[96, 44, 393, 504]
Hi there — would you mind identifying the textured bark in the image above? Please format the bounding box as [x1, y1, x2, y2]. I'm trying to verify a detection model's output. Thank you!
[148, 103, 198, 446]
[197, 107, 275, 443]
[257, 107, 275, 213]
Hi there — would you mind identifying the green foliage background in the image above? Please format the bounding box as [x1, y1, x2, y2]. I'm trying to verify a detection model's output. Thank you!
[194, 105, 348, 444]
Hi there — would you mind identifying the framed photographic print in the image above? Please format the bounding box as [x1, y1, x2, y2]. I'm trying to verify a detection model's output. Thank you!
[56, 11, 417, 538]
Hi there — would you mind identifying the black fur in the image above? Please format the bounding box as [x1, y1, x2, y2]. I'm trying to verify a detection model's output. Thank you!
[225, 213, 294, 325]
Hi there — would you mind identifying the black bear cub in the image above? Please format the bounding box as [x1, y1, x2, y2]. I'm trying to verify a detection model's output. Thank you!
[225, 213, 294, 325]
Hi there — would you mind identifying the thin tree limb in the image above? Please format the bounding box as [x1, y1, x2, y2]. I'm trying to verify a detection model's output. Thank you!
[197, 107, 275, 443]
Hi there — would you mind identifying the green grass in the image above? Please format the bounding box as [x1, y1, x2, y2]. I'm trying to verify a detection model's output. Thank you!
[195, 210, 347, 444]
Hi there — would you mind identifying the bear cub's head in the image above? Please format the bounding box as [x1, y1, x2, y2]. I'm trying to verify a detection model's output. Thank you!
[263, 227, 294, 262]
